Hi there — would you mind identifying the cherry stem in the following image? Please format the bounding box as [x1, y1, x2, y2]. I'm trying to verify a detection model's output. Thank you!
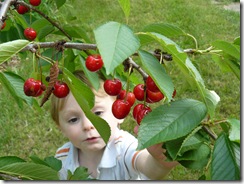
[35, 52, 55, 65]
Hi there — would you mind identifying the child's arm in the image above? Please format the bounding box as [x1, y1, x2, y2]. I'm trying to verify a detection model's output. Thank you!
[135, 143, 179, 180]
[133, 125, 178, 179]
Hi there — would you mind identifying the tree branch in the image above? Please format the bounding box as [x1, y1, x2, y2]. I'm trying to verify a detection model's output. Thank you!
[16, 1, 72, 40]
[0, 0, 14, 28]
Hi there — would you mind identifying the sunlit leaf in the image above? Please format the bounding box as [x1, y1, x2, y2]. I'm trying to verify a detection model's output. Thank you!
[138, 50, 174, 102]
[94, 21, 140, 75]
[227, 118, 240, 143]
[0, 162, 59, 180]
[0, 156, 26, 168]
[0, 40, 29, 64]
[0, 71, 34, 108]
[137, 99, 207, 150]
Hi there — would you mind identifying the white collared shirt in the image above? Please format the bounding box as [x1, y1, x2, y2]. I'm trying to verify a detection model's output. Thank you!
[55, 129, 149, 180]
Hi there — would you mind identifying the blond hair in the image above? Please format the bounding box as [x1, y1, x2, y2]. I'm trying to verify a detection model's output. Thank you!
[50, 70, 109, 125]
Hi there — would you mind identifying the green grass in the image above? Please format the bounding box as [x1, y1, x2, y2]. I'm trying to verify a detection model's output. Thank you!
[0, 0, 240, 180]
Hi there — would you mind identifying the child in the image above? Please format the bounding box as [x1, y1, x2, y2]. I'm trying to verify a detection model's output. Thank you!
[50, 70, 178, 180]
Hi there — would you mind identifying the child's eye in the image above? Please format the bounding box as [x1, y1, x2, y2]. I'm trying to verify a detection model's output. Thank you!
[68, 117, 79, 124]
[94, 111, 103, 116]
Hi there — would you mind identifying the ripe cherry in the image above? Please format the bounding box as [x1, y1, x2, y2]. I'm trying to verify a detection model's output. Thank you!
[133, 84, 145, 101]
[23, 78, 44, 97]
[146, 76, 160, 92]
[16, 5, 29, 14]
[132, 103, 144, 119]
[29, 0, 41, 6]
[117, 90, 136, 107]
[24, 28, 37, 41]
[146, 89, 164, 103]
[112, 99, 131, 119]
[133, 104, 152, 125]
[85, 54, 104, 72]
[104, 79, 122, 96]
[1, 21, 6, 30]
[53, 81, 70, 98]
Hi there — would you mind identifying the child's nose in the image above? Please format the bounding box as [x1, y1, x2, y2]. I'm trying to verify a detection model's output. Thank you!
[82, 117, 94, 131]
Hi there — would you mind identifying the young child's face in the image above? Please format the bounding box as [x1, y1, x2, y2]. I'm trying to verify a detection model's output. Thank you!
[58, 92, 122, 152]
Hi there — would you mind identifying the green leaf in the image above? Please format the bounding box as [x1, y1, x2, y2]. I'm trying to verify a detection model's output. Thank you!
[138, 23, 186, 45]
[137, 99, 207, 150]
[233, 36, 240, 46]
[0, 156, 26, 168]
[118, 0, 130, 22]
[227, 118, 240, 143]
[138, 50, 174, 102]
[0, 71, 34, 108]
[68, 167, 90, 180]
[143, 23, 186, 37]
[29, 155, 50, 167]
[63, 68, 111, 143]
[38, 25, 55, 41]
[55, 0, 66, 9]
[165, 126, 205, 160]
[211, 133, 240, 180]
[44, 156, 62, 172]
[0, 162, 59, 180]
[203, 89, 220, 118]
[179, 149, 210, 170]
[94, 21, 140, 75]
[0, 40, 30, 64]
[212, 40, 240, 61]
[140, 32, 219, 118]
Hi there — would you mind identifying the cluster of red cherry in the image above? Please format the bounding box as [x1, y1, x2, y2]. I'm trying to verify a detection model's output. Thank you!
[13, 0, 42, 40]
[104, 76, 176, 125]
[23, 78, 69, 98]
[85, 54, 177, 125]
[23, 53, 103, 99]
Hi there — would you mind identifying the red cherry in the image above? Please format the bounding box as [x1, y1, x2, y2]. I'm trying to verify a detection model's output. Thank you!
[53, 81, 70, 98]
[172, 89, 177, 98]
[132, 103, 144, 119]
[133, 104, 152, 125]
[16, 5, 29, 14]
[24, 28, 37, 41]
[103, 79, 122, 96]
[146, 76, 160, 92]
[23, 78, 43, 97]
[29, 0, 41, 6]
[112, 99, 131, 119]
[1, 21, 6, 30]
[146, 89, 164, 103]
[133, 84, 145, 101]
[85, 54, 104, 72]
[117, 90, 136, 107]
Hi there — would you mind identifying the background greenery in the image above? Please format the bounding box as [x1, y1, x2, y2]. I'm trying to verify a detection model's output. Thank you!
[0, 0, 240, 180]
